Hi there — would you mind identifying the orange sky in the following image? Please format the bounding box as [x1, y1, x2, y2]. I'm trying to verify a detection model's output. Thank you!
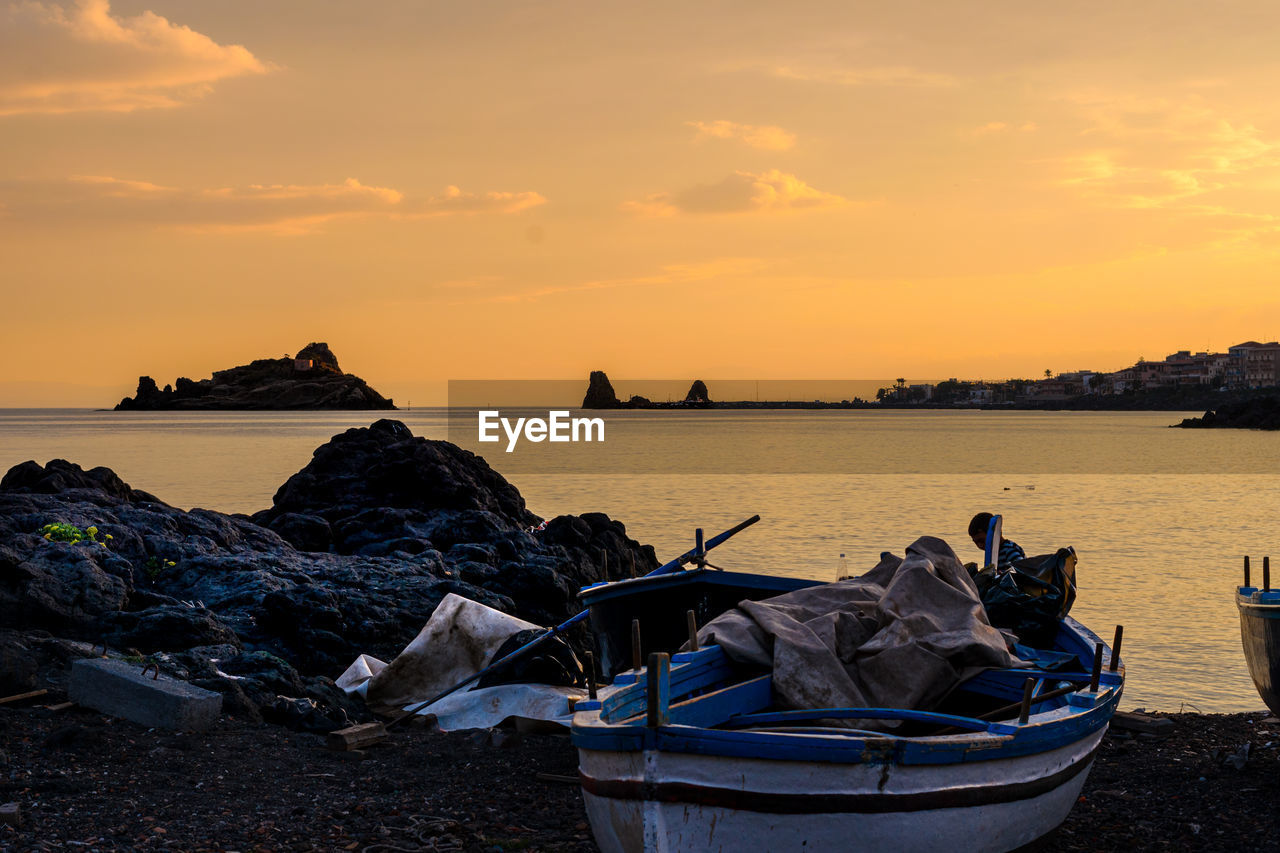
[3, 0, 1280, 405]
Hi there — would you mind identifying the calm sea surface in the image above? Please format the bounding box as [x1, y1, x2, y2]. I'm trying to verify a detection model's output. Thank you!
[2, 408, 1278, 714]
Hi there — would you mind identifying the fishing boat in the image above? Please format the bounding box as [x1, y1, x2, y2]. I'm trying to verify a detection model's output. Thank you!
[572, 550, 1123, 852]
[1237, 555, 1280, 716]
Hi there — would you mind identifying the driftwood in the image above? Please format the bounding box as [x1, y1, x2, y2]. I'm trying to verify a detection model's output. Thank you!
[0, 689, 48, 706]
[325, 722, 388, 751]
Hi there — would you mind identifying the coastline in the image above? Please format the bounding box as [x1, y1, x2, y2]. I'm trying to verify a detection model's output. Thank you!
[579, 389, 1276, 413]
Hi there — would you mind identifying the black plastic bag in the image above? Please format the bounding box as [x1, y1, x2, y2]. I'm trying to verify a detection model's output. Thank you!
[972, 547, 1078, 647]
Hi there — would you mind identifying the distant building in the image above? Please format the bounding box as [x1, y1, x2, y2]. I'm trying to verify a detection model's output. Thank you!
[1228, 341, 1280, 388]
[1027, 370, 1099, 399]
[908, 383, 935, 401]
[1089, 350, 1231, 393]
[294, 358, 314, 371]
[1159, 351, 1227, 386]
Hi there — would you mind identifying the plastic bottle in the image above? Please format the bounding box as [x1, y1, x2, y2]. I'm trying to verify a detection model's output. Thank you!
[836, 553, 849, 581]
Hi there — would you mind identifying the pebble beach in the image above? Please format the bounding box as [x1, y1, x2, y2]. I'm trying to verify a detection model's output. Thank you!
[4, 698, 1280, 852]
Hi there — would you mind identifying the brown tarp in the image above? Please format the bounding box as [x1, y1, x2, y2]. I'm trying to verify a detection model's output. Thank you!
[698, 536, 1025, 712]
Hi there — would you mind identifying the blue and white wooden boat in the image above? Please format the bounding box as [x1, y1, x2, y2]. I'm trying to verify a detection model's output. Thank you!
[572, 577, 1123, 853]
[1237, 556, 1280, 716]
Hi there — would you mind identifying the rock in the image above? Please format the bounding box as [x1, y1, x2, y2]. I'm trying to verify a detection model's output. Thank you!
[582, 370, 621, 408]
[213, 650, 308, 703]
[256, 419, 537, 534]
[0, 541, 132, 632]
[132, 376, 163, 407]
[0, 634, 38, 693]
[0, 458, 162, 503]
[262, 695, 349, 733]
[1111, 711, 1175, 736]
[0, 422, 659, 724]
[1176, 396, 1280, 430]
[684, 380, 711, 403]
[42, 723, 106, 750]
[0, 801, 22, 827]
[266, 513, 333, 552]
[105, 605, 241, 653]
[114, 343, 395, 411]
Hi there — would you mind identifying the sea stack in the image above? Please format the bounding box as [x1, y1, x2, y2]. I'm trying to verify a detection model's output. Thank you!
[684, 380, 711, 404]
[582, 370, 621, 408]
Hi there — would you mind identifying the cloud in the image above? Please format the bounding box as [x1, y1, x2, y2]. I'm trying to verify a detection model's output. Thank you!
[437, 275, 505, 289]
[771, 64, 956, 88]
[0, 175, 546, 233]
[687, 120, 796, 151]
[624, 169, 846, 217]
[488, 257, 768, 302]
[0, 0, 270, 116]
[1055, 95, 1280, 210]
[419, 185, 546, 216]
[973, 121, 1037, 136]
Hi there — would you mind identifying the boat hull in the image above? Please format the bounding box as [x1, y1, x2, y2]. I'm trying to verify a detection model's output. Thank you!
[578, 727, 1104, 853]
[1237, 589, 1280, 715]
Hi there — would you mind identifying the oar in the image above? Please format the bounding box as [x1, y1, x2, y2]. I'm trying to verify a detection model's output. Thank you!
[388, 514, 761, 724]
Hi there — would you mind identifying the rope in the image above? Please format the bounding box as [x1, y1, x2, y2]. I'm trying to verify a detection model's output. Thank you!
[360, 814, 464, 852]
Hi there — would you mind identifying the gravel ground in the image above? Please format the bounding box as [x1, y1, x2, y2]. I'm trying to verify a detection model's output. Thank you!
[3, 697, 1280, 852]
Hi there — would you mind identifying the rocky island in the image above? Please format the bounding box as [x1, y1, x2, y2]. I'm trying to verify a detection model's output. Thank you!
[114, 342, 396, 410]
[0, 420, 655, 728]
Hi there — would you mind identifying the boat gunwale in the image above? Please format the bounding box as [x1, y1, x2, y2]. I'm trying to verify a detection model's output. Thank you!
[573, 616, 1123, 766]
[573, 689, 1119, 765]
[1236, 589, 1280, 612]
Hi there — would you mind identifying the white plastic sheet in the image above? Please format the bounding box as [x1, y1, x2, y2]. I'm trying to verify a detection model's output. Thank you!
[337, 593, 587, 730]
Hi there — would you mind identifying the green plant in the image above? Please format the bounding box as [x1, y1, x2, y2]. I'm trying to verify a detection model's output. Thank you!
[143, 556, 178, 580]
[41, 522, 113, 548]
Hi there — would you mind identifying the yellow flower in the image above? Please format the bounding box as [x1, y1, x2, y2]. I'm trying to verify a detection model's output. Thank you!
[44, 533, 52, 540]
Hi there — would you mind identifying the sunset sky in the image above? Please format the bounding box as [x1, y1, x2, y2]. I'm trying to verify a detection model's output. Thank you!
[4, 0, 1280, 405]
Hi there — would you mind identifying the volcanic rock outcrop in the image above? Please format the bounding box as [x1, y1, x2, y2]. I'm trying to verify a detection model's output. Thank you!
[684, 380, 711, 404]
[0, 421, 657, 729]
[581, 370, 621, 408]
[114, 342, 396, 410]
[1176, 397, 1280, 430]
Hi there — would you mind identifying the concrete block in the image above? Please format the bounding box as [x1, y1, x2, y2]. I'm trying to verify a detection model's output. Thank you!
[68, 659, 221, 732]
